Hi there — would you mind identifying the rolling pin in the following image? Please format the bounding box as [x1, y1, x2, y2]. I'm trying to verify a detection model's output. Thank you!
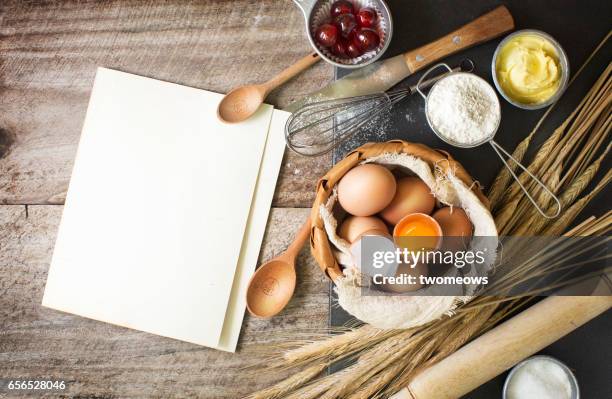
[286, 5, 514, 112]
[390, 296, 612, 399]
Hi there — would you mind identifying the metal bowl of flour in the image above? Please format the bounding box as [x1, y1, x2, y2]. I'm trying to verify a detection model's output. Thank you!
[415, 62, 561, 219]
[503, 355, 580, 399]
[416, 61, 499, 149]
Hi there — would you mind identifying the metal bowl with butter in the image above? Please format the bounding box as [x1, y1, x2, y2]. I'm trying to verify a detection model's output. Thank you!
[492, 29, 570, 110]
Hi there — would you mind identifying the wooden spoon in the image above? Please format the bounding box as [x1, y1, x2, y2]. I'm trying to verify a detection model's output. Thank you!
[217, 52, 320, 123]
[246, 220, 311, 318]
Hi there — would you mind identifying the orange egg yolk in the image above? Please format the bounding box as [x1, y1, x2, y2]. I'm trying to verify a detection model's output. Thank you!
[395, 219, 439, 237]
[394, 216, 441, 251]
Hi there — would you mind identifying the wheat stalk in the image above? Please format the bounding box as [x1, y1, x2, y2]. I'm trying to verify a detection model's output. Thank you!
[512, 131, 610, 236]
[488, 125, 540, 209]
[282, 324, 401, 366]
[561, 109, 611, 186]
[244, 363, 329, 399]
[497, 65, 611, 235]
[543, 169, 612, 235]
[498, 62, 610, 215]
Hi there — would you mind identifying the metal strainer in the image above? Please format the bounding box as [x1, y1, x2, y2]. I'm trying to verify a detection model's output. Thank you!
[416, 63, 561, 219]
[292, 0, 393, 68]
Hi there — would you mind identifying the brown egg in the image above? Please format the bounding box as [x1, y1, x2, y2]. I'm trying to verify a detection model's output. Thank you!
[375, 261, 428, 293]
[337, 164, 396, 216]
[338, 215, 389, 243]
[432, 207, 473, 237]
[380, 177, 435, 224]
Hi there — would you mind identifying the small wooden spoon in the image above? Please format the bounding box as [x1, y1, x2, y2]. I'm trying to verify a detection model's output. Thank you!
[217, 52, 320, 123]
[246, 220, 311, 318]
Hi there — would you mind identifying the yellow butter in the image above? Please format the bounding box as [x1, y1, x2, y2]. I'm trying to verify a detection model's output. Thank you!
[495, 34, 562, 104]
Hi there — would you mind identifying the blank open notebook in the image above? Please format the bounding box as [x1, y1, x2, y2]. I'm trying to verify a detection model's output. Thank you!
[43, 68, 289, 352]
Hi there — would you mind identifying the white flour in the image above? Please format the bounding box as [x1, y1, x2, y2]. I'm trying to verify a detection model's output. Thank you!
[506, 358, 573, 399]
[426, 74, 500, 145]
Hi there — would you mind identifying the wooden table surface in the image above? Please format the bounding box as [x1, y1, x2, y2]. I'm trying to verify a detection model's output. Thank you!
[0, 1, 333, 397]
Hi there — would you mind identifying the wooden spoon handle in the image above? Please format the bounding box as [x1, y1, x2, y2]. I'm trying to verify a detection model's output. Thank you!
[279, 219, 312, 264]
[263, 52, 321, 93]
[403, 5, 514, 73]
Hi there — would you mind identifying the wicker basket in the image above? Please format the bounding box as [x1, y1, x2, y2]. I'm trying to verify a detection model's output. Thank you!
[309, 140, 490, 282]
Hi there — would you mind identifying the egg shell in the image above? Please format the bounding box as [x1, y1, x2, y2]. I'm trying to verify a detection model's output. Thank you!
[432, 207, 473, 237]
[337, 164, 397, 216]
[349, 229, 394, 272]
[338, 215, 389, 243]
[380, 177, 436, 224]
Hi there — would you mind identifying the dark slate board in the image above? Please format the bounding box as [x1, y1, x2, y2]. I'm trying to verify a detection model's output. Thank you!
[329, 0, 612, 397]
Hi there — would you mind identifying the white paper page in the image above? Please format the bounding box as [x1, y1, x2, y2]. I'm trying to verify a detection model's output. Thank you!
[217, 109, 290, 352]
[43, 68, 273, 347]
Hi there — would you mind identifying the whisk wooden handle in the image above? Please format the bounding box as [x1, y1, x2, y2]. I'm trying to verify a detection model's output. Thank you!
[403, 6, 514, 73]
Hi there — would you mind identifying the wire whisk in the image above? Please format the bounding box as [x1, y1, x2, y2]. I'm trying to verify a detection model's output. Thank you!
[285, 59, 474, 157]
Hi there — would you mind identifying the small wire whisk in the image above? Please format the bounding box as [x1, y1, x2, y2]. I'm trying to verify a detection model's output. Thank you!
[285, 59, 474, 157]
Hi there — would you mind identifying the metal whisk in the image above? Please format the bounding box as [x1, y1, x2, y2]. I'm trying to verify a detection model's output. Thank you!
[285, 59, 474, 157]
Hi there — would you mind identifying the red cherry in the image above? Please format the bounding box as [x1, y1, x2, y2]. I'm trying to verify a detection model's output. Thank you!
[346, 41, 363, 58]
[334, 13, 357, 38]
[330, 0, 354, 18]
[315, 23, 338, 47]
[331, 37, 349, 58]
[348, 29, 358, 44]
[352, 27, 380, 52]
[356, 7, 377, 27]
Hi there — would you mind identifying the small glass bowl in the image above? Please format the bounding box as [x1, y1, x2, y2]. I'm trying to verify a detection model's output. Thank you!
[492, 29, 570, 110]
[503, 355, 579, 399]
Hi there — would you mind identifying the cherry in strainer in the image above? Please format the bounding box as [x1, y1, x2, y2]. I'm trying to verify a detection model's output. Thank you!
[292, 0, 393, 68]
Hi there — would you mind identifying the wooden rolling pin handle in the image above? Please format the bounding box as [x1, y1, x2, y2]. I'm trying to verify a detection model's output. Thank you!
[393, 296, 612, 399]
[403, 5, 515, 73]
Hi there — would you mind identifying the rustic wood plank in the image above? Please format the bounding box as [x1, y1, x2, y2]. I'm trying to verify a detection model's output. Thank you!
[0, 205, 328, 398]
[0, 0, 333, 207]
